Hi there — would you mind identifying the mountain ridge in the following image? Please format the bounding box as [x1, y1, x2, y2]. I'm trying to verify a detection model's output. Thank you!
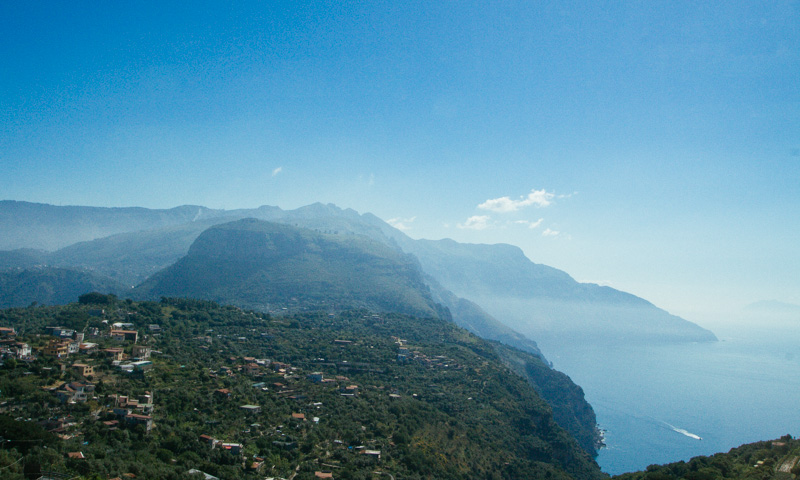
[135, 218, 442, 319]
[0, 202, 553, 358]
[0, 200, 716, 348]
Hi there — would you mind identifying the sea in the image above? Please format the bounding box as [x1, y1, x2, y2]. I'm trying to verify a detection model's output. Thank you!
[541, 316, 800, 476]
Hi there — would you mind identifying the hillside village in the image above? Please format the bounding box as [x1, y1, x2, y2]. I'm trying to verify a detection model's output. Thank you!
[1, 312, 380, 477]
[0, 295, 595, 480]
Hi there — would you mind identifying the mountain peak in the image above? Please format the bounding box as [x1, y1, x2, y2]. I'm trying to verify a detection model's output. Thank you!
[296, 202, 343, 214]
[137, 219, 440, 318]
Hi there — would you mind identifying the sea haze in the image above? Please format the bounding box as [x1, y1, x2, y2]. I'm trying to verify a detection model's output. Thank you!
[544, 317, 800, 475]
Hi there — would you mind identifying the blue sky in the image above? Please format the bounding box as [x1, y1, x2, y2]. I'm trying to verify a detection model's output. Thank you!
[1, 1, 798, 324]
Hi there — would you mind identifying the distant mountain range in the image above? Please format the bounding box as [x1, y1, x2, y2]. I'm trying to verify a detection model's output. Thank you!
[0, 200, 716, 349]
[374, 231, 716, 347]
[0, 200, 235, 251]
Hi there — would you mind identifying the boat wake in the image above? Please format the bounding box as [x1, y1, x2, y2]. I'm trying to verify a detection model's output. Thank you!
[641, 413, 703, 440]
[663, 422, 702, 440]
[589, 400, 703, 443]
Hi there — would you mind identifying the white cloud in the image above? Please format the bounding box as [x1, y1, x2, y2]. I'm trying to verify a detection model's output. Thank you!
[386, 216, 416, 231]
[358, 173, 376, 186]
[542, 228, 560, 237]
[478, 189, 555, 213]
[515, 218, 544, 229]
[272, 167, 283, 177]
[458, 215, 492, 230]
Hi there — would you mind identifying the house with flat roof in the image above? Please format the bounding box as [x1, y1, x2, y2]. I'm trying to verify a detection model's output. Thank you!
[103, 348, 125, 361]
[125, 413, 153, 432]
[71, 363, 95, 377]
[220, 443, 243, 455]
[43, 339, 71, 358]
[131, 344, 151, 360]
[55, 382, 95, 403]
[110, 329, 138, 342]
[79, 342, 98, 353]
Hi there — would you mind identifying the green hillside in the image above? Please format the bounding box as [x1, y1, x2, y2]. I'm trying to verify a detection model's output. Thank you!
[47, 220, 225, 286]
[0, 248, 47, 270]
[0, 267, 127, 309]
[493, 342, 603, 457]
[613, 435, 800, 480]
[135, 219, 441, 318]
[0, 297, 604, 480]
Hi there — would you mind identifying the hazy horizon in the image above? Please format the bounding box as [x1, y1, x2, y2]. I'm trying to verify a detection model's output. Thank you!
[2, 2, 798, 324]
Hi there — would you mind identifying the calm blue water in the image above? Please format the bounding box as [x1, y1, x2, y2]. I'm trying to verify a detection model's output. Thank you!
[542, 321, 800, 475]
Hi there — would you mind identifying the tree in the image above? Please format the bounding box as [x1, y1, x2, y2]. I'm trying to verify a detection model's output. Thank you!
[78, 292, 116, 305]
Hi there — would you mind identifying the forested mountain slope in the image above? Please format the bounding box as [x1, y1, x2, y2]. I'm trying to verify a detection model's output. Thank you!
[0, 267, 127, 309]
[135, 219, 441, 319]
[0, 297, 604, 480]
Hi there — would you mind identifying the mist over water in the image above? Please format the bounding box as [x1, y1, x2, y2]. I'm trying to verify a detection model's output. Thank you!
[541, 314, 800, 475]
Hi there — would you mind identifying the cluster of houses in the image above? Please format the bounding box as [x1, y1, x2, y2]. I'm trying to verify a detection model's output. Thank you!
[0, 327, 32, 361]
[108, 392, 156, 432]
[15, 321, 154, 362]
[5, 314, 404, 478]
[0, 320, 162, 438]
[198, 353, 380, 475]
[39, 387, 156, 439]
[197, 435, 268, 474]
[393, 336, 457, 369]
[54, 380, 95, 404]
[21, 323, 157, 382]
[209, 356, 273, 379]
[41, 321, 156, 366]
[41, 326, 92, 359]
[306, 371, 356, 391]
